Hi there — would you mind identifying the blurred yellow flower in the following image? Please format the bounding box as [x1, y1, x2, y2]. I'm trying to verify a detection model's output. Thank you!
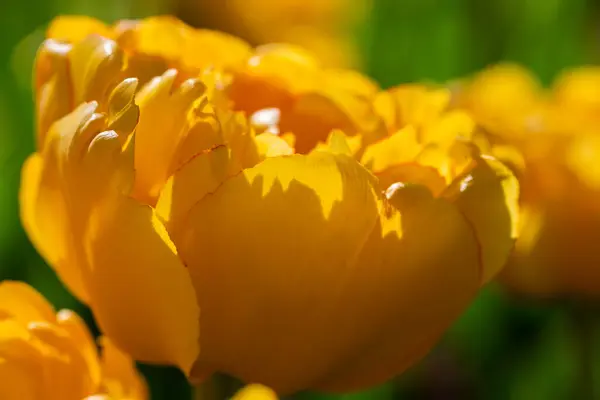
[0, 281, 147, 400]
[231, 384, 278, 400]
[21, 16, 519, 395]
[456, 64, 600, 298]
[174, 0, 370, 68]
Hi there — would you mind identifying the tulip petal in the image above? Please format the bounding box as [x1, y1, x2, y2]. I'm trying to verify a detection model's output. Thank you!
[171, 109, 225, 172]
[310, 181, 480, 391]
[360, 126, 421, 171]
[175, 151, 480, 393]
[47, 16, 111, 43]
[85, 196, 199, 374]
[99, 337, 148, 399]
[19, 153, 90, 303]
[565, 133, 600, 190]
[231, 384, 278, 400]
[183, 29, 252, 72]
[422, 110, 475, 145]
[286, 91, 380, 154]
[0, 281, 55, 324]
[390, 165, 449, 196]
[324, 69, 380, 99]
[219, 111, 261, 171]
[22, 102, 105, 305]
[132, 70, 206, 204]
[242, 44, 320, 95]
[442, 155, 520, 283]
[374, 85, 450, 132]
[458, 63, 541, 136]
[119, 16, 190, 63]
[106, 78, 140, 140]
[0, 320, 58, 399]
[500, 206, 560, 296]
[67, 35, 125, 107]
[175, 152, 381, 392]
[56, 310, 102, 389]
[360, 128, 446, 195]
[255, 133, 295, 159]
[0, 359, 38, 400]
[156, 145, 232, 226]
[312, 130, 361, 156]
[34, 40, 73, 149]
[28, 321, 96, 399]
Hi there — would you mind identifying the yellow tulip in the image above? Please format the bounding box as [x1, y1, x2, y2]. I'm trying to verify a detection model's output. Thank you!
[501, 132, 600, 297]
[21, 16, 519, 394]
[173, 0, 370, 68]
[0, 281, 147, 400]
[450, 63, 548, 144]
[456, 64, 600, 298]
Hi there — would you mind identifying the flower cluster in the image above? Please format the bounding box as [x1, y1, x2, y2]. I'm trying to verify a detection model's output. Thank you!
[0, 281, 146, 399]
[0, 279, 273, 400]
[16, 15, 522, 397]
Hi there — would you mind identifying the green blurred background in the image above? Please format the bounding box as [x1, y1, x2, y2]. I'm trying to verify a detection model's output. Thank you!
[1, 0, 600, 399]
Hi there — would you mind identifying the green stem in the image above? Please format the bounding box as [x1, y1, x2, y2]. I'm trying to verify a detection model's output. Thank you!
[572, 305, 596, 400]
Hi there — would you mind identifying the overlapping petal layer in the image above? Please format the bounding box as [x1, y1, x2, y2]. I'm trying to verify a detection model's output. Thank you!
[22, 69, 201, 371]
[0, 281, 146, 400]
[21, 15, 520, 395]
[455, 63, 600, 298]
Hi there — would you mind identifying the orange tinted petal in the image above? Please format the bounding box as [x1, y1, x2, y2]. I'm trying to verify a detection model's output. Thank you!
[121, 16, 190, 62]
[99, 337, 148, 400]
[442, 156, 520, 283]
[324, 69, 380, 99]
[28, 321, 95, 399]
[67, 35, 124, 107]
[175, 151, 480, 393]
[255, 133, 295, 158]
[0, 281, 55, 324]
[182, 29, 252, 72]
[245, 44, 320, 94]
[315, 182, 480, 391]
[231, 384, 278, 400]
[0, 359, 38, 400]
[175, 152, 381, 392]
[56, 310, 102, 389]
[553, 66, 600, 110]
[34, 40, 73, 149]
[20, 151, 90, 304]
[422, 110, 474, 145]
[312, 130, 361, 157]
[47, 16, 112, 43]
[360, 126, 421, 171]
[375, 85, 450, 132]
[85, 196, 199, 374]
[156, 145, 233, 227]
[132, 70, 206, 204]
